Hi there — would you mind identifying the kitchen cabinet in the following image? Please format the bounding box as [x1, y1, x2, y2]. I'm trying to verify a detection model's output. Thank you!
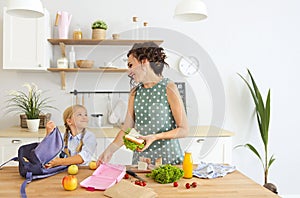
[46, 39, 163, 89]
[0, 137, 39, 166]
[97, 136, 232, 165]
[2, 7, 51, 70]
[179, 137, 232, 164]
[0, 126, 234, 166]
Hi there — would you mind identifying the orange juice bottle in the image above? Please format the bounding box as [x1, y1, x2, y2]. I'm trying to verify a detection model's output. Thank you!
[183, 151, 193, 179]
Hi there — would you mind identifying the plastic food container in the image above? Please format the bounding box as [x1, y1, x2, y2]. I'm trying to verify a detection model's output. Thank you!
[80, 163, 126, 190]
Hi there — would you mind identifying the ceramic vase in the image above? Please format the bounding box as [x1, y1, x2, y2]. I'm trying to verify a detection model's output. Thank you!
[26, 119, 40, 132]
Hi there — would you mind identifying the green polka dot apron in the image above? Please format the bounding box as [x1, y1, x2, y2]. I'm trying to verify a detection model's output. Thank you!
[132, 78, 183, 165]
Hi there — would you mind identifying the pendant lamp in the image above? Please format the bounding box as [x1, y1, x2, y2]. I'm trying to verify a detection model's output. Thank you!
[6, 0, 44, 18]
[174, 0, 207, 22]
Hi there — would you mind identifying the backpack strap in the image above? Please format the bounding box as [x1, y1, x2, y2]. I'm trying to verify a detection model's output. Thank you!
[20, 172, 33, 198]
[0, 157, 18, 169]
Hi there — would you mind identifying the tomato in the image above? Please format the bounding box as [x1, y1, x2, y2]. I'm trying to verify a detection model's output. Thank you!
[192, 182, 197, 188]
[135, 180, 141, 185]
[173, 182, 178, 187]
[185, 183, 191, 189]
[123, 173, 130, 179]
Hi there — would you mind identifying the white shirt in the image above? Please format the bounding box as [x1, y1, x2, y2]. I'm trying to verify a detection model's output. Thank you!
[63, 130, 97, 166]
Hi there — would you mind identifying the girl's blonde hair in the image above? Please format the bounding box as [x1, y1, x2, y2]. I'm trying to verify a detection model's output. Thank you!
[63, 105, 87, 157]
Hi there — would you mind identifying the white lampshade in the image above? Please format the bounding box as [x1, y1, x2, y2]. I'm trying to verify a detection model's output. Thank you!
[6, 0, 44, 18]
[174, 0, 207, 22]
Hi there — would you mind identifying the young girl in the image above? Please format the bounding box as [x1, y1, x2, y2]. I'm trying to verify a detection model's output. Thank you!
[45, 105, 97, 168]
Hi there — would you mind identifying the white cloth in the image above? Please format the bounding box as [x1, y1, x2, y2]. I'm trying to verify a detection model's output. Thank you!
[193, 161, 236, 179]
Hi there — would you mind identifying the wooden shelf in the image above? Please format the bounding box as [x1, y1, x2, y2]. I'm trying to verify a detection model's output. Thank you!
[47, 39, 163, 90]
[47, 68, 128, 72]
[47, 39, 163, 45]
[47, 68, 128, 90]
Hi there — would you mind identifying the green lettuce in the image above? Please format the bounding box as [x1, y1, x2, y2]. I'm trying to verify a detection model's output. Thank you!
[146, 164, 184, 184]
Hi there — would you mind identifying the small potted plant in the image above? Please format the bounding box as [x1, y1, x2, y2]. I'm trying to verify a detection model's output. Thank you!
[91, 20, 108, 40]
[5, 83, 56, 132]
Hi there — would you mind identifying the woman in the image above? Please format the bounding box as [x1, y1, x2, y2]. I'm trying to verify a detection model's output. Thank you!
[97, 42, 188, 165]
[45, 105, 97, 167]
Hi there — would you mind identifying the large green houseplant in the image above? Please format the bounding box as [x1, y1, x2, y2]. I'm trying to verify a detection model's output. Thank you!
[237, 69, 277, 194]
[5, 83, 56, 120]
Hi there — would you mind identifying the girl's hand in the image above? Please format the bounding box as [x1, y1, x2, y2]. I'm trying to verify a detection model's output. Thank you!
[46, 121, 56, 135]
[45, 158, 61, 168]
[137, 135, 157, 152]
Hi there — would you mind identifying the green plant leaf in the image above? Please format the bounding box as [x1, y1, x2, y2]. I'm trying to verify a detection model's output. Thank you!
[237, 69, 274, 184]
[247, 69, 269, 147]
[5, 83, 57, 119]
[265, 90, 271, 142]
[267, 155, 275, 169]
[236, 143, 264, 165]
[237, 73, 259, 108]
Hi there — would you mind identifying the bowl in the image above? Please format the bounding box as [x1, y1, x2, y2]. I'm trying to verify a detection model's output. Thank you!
[112, 34, 120, 40]
[76, 60, 94, 68]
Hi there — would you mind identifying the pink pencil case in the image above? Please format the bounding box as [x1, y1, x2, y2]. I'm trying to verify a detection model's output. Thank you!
[80, 163, 126, 191]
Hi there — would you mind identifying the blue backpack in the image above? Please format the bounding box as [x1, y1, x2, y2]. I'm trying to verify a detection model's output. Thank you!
[0, 127, 67, 198]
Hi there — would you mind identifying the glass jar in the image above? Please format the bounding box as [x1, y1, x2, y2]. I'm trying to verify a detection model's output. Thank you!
[73, 28, 82, 40]
[183, 151, 193, 179]
[132, 16, 139, 39]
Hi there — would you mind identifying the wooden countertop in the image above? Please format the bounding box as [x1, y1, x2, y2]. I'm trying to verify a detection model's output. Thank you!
[0, 125, 234, 138]
[0, 166, 278, 197]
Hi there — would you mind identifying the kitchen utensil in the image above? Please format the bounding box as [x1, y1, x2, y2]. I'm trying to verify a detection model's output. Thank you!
[76, 60, 94, 68]
[126, 170, 145, 181]
[59, 42, 66, 57]
[81, 94, 84, 106]
[75, 94, 79, 104]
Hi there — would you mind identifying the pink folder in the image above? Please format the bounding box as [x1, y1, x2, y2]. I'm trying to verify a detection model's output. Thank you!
[80, 163, 126, 191]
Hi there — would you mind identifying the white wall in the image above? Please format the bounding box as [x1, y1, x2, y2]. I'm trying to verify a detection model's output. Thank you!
[0, 0, 299, 195]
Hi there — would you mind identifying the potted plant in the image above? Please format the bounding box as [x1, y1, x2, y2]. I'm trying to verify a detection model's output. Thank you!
[237, 69, 277, 194]
[91, 20, 108, 40]
[5, 83, 56, 132]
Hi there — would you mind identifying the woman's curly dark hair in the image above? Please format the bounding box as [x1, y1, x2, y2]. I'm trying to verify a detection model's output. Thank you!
[127, 42, 169, 76]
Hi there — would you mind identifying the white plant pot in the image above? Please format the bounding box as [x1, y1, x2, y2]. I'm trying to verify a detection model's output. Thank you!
[26, 119, 40, 132]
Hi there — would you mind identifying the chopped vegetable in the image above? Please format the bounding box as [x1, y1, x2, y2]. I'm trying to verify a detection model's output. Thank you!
[146, 164, 184, 184]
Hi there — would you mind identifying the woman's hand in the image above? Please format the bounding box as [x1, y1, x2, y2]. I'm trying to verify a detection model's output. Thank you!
[137, 134, 157, 152]
[96, 150, 113, 167]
